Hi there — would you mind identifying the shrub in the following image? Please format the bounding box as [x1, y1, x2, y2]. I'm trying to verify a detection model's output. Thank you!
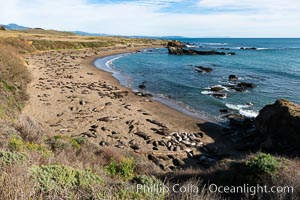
[70, 137, 86, 149]
[45, 135, 68, 153]
[105, 157, 136, 180]
[8, 135, 24, 151]
[246, 153, 280, 176]
[134, 175, 163, 186]
[0, 150, 28, 164]
[17, 115, 43, 143]
[25, 142, 52, 158]
[133, 175, 165, 199]
[46, 135, 86, 153]
[30, 165, 103, 197]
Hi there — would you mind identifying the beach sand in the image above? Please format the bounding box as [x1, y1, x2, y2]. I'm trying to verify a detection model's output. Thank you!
[23, 44, 231, 171]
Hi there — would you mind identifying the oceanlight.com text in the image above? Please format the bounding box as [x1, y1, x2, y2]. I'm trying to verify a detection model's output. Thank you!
[207, 184, 294, 196]
[136, 183, 294, 196]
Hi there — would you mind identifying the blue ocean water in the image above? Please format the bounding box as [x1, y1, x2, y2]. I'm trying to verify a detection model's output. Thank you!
[94, 38, 300, 121]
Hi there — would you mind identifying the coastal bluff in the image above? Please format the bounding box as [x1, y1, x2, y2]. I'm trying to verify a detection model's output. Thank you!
[255, 99, 300, 152]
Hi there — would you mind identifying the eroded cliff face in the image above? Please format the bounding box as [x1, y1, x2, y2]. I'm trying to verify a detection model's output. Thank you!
[255, 99, 300, 152]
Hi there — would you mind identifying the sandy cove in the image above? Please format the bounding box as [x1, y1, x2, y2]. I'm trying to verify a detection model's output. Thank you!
[23, 45, 233, 171]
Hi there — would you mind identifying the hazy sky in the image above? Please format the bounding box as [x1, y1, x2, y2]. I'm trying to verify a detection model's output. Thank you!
[1, 0, 299, 37]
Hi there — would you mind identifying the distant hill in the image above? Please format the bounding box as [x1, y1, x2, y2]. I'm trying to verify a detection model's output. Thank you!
[72, 31, 111, 36]
[0, 23, 177, 39]
[2, 23, 29, 30]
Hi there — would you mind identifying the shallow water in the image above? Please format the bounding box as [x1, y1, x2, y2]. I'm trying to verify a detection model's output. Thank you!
[94, 38, 300, 121]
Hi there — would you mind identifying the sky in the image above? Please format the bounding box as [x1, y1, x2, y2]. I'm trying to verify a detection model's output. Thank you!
[0, 0, 300, 37]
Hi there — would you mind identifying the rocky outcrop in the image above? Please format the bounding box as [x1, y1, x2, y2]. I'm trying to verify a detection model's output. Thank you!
[195, 66, 213, 73]
[240, 47, 257, 50]
[167, 40, 232, 56]
[255, 99, 300, 151]
[229, 75, 238, 81]
[237, 82, 256, 89]
[0, 25, 6, 31]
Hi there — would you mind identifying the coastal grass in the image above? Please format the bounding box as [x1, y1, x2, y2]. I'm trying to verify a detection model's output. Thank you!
[0, 37, 32, 121]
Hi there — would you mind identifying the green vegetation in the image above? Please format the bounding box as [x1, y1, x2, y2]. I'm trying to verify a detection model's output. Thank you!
[8, 135, 24, 151]
[31, 39, 116, 50]
[246, 153, 280, 176]
[0, 37, 31, 120]
[105, 157, 136, 180]
[30, 165, 103, 194]
[25, 142, 52, 157]
[1, 80, 15, 92]
[7, 134, 52, 157]
[70, 136, 86, 149]
[0, 150, 28, 164]
[46, 135, 86, 153]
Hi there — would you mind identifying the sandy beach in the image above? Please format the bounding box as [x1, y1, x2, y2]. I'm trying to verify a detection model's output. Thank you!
[23, 44, 231, 171]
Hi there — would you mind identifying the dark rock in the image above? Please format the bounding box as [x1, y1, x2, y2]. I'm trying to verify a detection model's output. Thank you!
[167, 40, 183, 48]
[138, 83, 146, 89]
[211, 86, 224, 92]
[167, 40, 228, 56]
[255, 99, 300, 150]
[195, 66, 213, 73]
[227, 52, 236, 55]
[234, 87, 247, 92]
[212, 93, 227, 99]
[240, 47, 257, 50]
[220, 109, 228, 113]
[0, 26, 6, 31]
[237, 82, 257, 88]
[229, 75, 238, 81]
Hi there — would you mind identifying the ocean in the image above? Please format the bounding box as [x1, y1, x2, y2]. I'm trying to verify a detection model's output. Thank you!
[94, 38, 300, 122]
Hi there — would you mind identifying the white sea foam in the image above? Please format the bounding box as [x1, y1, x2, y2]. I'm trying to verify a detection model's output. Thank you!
[225, 103, 258, 118]
[239, 109, 259, 118]
[225, 103, 251, 110]
[185, 45, 199, 48]
[217, 95, 227, 99]
[201, 91, 214, 95]
[105, 55, 124, 68]
[202, 43, 228, 45]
